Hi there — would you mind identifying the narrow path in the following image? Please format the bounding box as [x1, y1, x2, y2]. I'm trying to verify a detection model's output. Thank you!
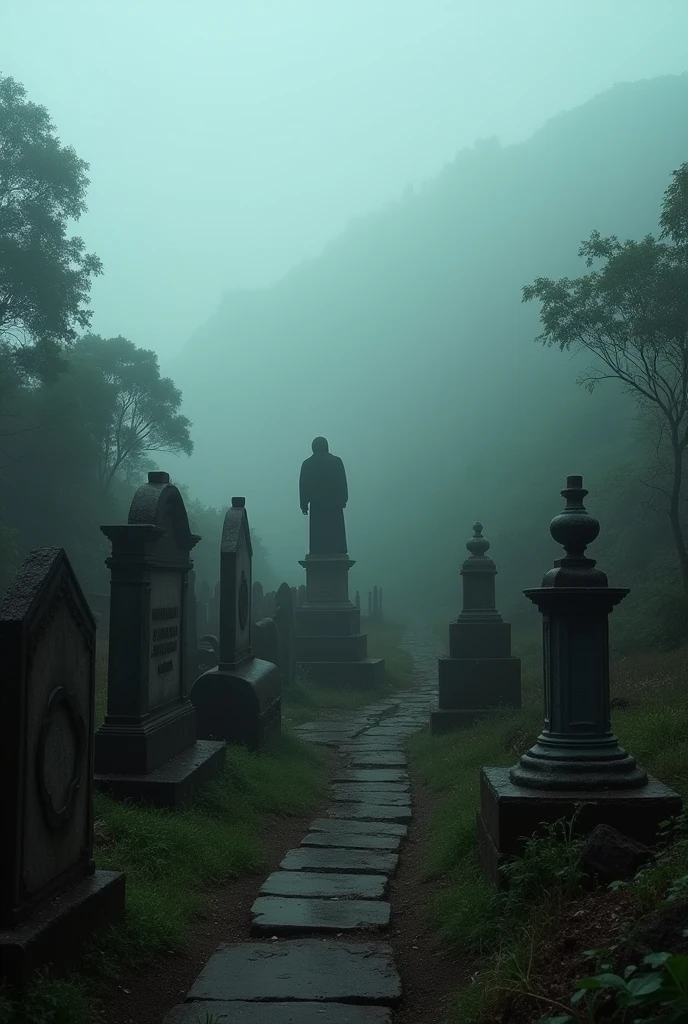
[164, 626, 442, 1024]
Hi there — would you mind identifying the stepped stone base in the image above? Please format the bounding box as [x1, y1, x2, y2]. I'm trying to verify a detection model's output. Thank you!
[298, 658, 385, 689]
[478, 766, 683, 886]
[95, 739, 226, 808]
[0, 871, 125, 988]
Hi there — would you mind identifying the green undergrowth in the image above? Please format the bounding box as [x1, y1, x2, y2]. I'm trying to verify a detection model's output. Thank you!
[283, 618, 415, 726]
[409, 641, 688, 1024]
[0, 733, 326, 1024]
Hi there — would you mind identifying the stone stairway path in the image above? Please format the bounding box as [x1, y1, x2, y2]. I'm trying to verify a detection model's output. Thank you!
[164, 626, 442, 1024]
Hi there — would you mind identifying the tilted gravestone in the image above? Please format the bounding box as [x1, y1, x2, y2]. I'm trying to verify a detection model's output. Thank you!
[190, 498, 281, 751]
[430, 523, 521, 734]
[478, 476, 682, 885]
[95, 471, 225, 808]
[275, 582, 296, 691]
[0, 548, 125, 987]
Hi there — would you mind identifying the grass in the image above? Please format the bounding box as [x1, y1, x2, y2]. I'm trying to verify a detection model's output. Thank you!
[409, 635, 688, 1024]
[283, 617, 415, 726]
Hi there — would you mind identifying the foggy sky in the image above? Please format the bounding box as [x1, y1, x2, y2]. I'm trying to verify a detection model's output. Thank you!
[3, 1, 688, 359]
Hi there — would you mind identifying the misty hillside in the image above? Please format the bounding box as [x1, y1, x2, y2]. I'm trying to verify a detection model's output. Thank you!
[174, 74, 688, 612]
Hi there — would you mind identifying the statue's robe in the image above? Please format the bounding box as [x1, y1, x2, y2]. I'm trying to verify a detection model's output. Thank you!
[299, 452, 348, 555]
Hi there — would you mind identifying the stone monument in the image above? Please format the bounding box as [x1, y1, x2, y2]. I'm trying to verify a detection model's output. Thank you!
[0, 548, 125, 987]
[190, 498, 281, 750]
[296, 437, 384, 687]
[275, 582, 297, 691]
[478, 476, 682, 885]
[95, 471, 225, 808]
[431, 522, 521, 734]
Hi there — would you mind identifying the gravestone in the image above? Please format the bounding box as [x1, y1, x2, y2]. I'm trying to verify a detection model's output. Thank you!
[253, 617, 279, 667]
[186, 569, 200, 685]
[297, 584, 306, 607]
[355, 590, 361, 611]
[208, 581, 220, 635]
[478, 476, 682, 885]
[197, 634, 219, 676]
[196, 579, 210, 636]
[95, 472, 225, 808]
[297, 439, 384, 688]
[0, 548, 125, 987]
[275, 582, 297, 690]
[252, 581, 265, 623]
[190, 498, 281, 751]
[431, 523, 521, 734]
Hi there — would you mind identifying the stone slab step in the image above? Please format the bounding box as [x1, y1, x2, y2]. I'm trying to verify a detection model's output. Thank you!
[332, 787, 411, 807]
[334, 769, 409, 784]
[280, 847, 399, 876]
[166, 1002, 393, 1023]
[301, 833, 402, 852]
[251, 897, 391, 934]
[347, 752, 407, 767]
[310, 818, 407, 837]
[333, 781, 409, 794]
[184, 939, 400, 1004]
[261, 870, 388, 899]
[326, 804, 412, 824]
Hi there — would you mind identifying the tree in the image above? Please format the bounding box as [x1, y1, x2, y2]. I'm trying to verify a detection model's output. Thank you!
[70, 334, 193, 491]
[523, 163, 688, 594]
[0, 74, 101, 393]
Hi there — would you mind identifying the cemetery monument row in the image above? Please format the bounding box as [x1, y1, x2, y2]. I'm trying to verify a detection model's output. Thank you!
[296, 437, 384, 687]
[0, 548, 125, 987]
[95, 471, 225, 808]
[478, 475, 682, 885]
[431, 522, 521, 734]
[190, 497, 282, 750]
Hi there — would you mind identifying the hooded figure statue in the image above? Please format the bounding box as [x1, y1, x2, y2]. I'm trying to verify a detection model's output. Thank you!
[299, 437, 348, 556]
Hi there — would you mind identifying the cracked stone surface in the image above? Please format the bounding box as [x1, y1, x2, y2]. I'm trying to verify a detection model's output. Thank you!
[301, 832, 402, 851]
[280, 847, 399, 876]
[310, 817, 408, 837]
[251, 896, 392, 933]
[332, 786, 411, 805]
[325, 803, 412, 824]
[348, 752, 407, 767]
[260, 870, 388, 899]
[184, 940, 401, 1003]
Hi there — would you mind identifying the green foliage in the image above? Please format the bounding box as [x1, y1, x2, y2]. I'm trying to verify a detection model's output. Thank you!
[69, 335, 193, 491]
[536, 953, 688, 1024]
[0, 975, 92, 1024]
[90, 734, 325, 970]
[0, 74, 101, 392]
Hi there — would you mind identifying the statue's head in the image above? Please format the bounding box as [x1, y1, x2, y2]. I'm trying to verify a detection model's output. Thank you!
[311, 436, 329, 454]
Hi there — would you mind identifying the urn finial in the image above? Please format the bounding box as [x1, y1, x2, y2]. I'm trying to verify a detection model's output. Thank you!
[544, 476, 606, 586]
[466, 522, 490, 558]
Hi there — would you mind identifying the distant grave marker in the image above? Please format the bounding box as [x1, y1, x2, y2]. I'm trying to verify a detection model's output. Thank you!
[0, 548, 124, 987]
[191, 498, 281, 750]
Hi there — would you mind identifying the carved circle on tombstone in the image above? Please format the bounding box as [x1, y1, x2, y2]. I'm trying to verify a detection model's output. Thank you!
[37, 686, 87, 831]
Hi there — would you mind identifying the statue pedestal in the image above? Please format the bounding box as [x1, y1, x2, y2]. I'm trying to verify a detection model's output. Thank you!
[296, 555, 384, 689]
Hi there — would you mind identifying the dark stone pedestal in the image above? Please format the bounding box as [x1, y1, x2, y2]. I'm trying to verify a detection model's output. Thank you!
[191, 658, 281, 751]
[297, 556, 384, 689]
[95, 739, 226, 808]
[430, 708, 489, 733]
[478, 767, 682, 886]
[430, 654, 521, 735]
[0, 871, 125, 989]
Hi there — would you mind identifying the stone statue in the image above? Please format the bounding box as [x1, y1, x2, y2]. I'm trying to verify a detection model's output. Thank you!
[299, 437, 348, 555]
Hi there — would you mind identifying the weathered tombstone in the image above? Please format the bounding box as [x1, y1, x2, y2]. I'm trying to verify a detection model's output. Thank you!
[196, 634, 219, 676]
[190, 498, 281, 750]
[478, 476, 682, 885]
[431, 523, 521, 734]
[264, 590, 276, 616]
[373, 586, 379, 620]
[0, 548, 125, 987]
[208, 581, 220, 635]
[297, 584, 306, 608]
[252, 617, 279, 667]
[290, 585, 298, 607]
[275, 582, 297, 691]
[296, 438, 384, 687]
[252, 581, 265, 623]
[367, 590, 372, 618]
[95, 472, 225, 808]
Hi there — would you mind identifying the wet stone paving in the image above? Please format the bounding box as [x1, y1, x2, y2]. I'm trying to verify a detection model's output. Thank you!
[165, 627, 443, 1023]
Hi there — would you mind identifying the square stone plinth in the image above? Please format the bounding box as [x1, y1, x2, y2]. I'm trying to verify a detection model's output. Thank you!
[297, 634, 368, 662]
[479, 766, 683, 886]
[95, 740, 226, 808]
[430, 708, 489, 734]
[437, 656, 521, 711]
[298, 659, 385, 690]
[0, 870, 125, 988]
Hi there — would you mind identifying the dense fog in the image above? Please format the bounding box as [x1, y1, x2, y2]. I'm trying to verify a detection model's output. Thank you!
[2, 1, 688, 634]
